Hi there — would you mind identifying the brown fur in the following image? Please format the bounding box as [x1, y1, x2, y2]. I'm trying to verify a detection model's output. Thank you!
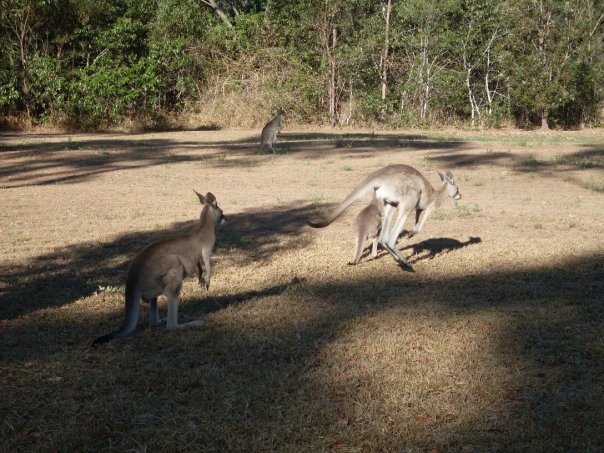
[92, 191, 225, 345]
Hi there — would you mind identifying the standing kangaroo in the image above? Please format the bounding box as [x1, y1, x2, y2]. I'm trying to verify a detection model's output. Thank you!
[350, 189, 382, 265]
[308, 165, 461, 267]
[92, 191, 226, 345]
[260, 107, 284, 152]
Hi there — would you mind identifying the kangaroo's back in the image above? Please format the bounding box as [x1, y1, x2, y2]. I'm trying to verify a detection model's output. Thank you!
[308, 164, 425, 228]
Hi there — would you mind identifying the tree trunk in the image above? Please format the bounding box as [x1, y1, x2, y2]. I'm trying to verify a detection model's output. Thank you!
[541, 112, 549, 130]
[200, 0, 234, 28]
[380, 0, 392, 103]
[329, 26, 338, 126]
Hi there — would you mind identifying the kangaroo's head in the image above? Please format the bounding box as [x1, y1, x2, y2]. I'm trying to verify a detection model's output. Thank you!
[194, 190, 226, 225]
[438, 171, 461, 200]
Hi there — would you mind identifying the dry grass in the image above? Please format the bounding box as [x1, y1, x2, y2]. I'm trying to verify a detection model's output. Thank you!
[1, 128, 603, 452]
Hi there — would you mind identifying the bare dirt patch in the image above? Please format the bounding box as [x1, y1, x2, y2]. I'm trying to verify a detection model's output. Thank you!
[1, 128, 603, 451]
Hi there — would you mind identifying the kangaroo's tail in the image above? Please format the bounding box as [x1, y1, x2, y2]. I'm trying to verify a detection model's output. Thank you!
[308, 175, 379, 228]
[92, 284, 140, 346]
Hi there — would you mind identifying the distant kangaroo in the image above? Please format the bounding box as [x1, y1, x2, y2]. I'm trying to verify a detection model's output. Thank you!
[260, 107, 284, 152]
[92, 191, 226, 345]
[308, 165, 461, 267]
[349, 189, 382, 265]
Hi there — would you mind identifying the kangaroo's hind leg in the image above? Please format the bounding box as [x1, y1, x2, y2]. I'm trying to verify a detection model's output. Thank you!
[371, 237, 379, 258]
[146, 297, 164, 327]
[349, 232, 365, 265]
[384, 198, 416, 266]
[164, 265, 203, 330]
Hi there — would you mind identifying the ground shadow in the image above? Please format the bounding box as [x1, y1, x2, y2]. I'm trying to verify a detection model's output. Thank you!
[428, 143, 603, 191]
[0, 131, 467, 188]
[403, 236, 482, 263]
[2, 251, 602, 450]
[3, 132, 600, 189]
[356, 236, 482, 266]
[0, 201, 320, 321]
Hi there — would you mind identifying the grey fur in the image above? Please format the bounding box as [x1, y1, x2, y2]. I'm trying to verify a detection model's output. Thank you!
[308, 164, 461, 267]
[92, 191, 226, 345]
[349, 190, 382, 265]
[260, 108, 284, 152]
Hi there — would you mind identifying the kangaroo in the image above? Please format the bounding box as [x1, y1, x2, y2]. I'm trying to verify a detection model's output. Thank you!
[308, 165, 461, 267]
[260, 107, 284, 152]
[92, 191, 226, 345]
[349, 189, 382, 265]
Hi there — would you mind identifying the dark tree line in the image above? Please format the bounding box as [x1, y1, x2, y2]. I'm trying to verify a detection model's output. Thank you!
[1, 0, 602, 129]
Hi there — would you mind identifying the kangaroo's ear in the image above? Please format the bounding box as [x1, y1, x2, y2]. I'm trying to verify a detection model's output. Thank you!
[445, 170, 454, 181]
[437, 171, 445, 182]
[194, 190, 206, 205]
[205, 192, 216, 205]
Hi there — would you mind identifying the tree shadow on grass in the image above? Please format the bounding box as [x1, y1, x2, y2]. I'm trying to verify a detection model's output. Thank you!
[428, 144, 604, 191]
[0, 202, 321, 322]
[1, 251, 602, 451]
[0, 131, 467, 188]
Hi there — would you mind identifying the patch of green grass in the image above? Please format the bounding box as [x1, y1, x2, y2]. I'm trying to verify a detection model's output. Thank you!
[431, 212, 449, 221]
[420, 155, 433, 171]
[164, 153, 179, 163]
[434, 132, 604, 146]
[342, 165, 353, 172]
[335, 136, 354, 148]
[94, 285, 124, 295]
[65, 138, 82, 150]
[454, 202, 481, 217]
[533, 223, 543, 230]
[98, 146, 111, 156]
[551, 155, 603, 169]
[130, 210, 143, 219]
[521, 156, 541, 167]
[585, 180, 604, 193]
[311, 195, 327, 205]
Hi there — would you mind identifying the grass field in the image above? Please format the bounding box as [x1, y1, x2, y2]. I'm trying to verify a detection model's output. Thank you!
[1, 128, 603, 452]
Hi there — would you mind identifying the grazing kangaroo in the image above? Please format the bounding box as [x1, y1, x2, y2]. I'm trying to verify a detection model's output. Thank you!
[308, 165, 461, 267]
[260, 107, 284, 152]
[349, 189, 382, 265]
[92, 191, 226, 345]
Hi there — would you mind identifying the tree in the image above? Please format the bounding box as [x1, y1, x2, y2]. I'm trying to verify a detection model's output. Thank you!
[502, 0, 585, 128]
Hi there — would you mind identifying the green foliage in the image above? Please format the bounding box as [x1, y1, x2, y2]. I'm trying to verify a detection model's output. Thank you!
[0, 59, 19, 108]
[0, 0, 602, 129]
[66, 38, 192, 126]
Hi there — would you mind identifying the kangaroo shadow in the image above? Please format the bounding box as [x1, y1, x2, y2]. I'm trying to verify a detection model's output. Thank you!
[358, 236, 482, 265]
[402, 236, 482, 263]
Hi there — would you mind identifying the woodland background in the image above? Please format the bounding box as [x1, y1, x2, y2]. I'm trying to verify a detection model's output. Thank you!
[1, 0, 603, 130]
